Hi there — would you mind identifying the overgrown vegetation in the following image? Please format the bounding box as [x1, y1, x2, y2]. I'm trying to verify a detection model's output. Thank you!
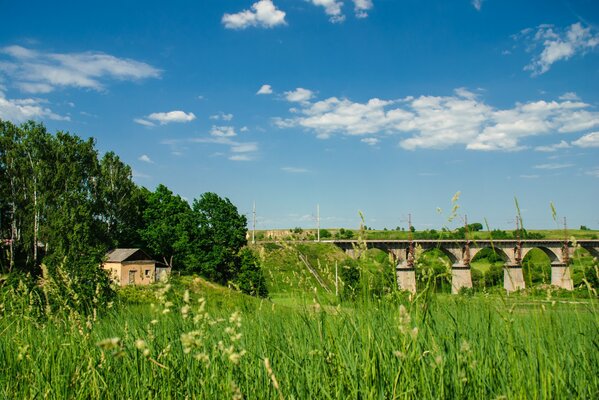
[0, 119, 268, 315]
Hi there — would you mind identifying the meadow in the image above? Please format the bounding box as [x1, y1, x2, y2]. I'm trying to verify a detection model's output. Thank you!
[1, 241, 598, 399]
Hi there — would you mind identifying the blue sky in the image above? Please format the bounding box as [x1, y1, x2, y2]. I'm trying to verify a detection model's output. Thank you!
[1, 0, 598, 230]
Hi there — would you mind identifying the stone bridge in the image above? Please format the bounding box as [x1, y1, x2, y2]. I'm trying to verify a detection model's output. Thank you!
[329, 239, 599, 293]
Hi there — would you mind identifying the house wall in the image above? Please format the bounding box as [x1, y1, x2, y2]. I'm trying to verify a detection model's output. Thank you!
[103, 261, 157, 287]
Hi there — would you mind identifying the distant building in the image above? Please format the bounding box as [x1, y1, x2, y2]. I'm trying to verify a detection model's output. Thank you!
[102, 248, 170, 286]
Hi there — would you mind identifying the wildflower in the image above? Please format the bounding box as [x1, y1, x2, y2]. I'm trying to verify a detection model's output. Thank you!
[96, 337, 121, 351]
[183, 290, 190, 304]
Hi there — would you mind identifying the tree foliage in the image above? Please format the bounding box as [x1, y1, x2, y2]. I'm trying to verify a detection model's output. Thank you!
[0, 119, 268, 304]
[193, 192, 248, 283]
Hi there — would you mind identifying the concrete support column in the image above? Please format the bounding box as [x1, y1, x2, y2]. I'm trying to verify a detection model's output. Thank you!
[551, 263, 573, 290]
[396, 262, 416, 293]
[451, 264, 472, 294]
[504, 264, 525, 292]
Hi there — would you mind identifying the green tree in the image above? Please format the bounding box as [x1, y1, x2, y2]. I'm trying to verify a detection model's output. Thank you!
[140, 184, 196, 269]
[192, 192, 247, 283]
[236, 248, 268, 298]
[97, 152, 145, 248]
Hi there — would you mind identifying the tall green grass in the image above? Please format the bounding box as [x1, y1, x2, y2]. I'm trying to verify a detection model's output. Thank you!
[1, 277, 597, 399]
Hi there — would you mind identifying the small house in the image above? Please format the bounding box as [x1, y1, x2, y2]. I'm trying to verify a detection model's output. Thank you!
[102, 248, 170, 286]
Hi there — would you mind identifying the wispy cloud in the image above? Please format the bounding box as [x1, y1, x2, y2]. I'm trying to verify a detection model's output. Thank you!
[209, 112, 234, 121]
[138, 154, 153, 163]
[533, 163, 574, 170]
[222, 0, 286, 29]
[162, 125, 259, 161]
[272, 87, 599, 151]
[0, 45, 161, 93]
[572, 131, 599, 148]
[471, 0, 483, 11]
[135, 110, 196, 126]
[0, 89, 68, 123]
[534, 140, 571, 152]
[281, 166, 309, 173]
[361, 137, 379, 146]
[514, 23, 599, 75]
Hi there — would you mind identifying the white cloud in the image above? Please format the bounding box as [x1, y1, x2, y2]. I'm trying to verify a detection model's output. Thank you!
[146, 110, 196, 125]
[520, 174, 539, 179]
[361, 137, 379, 146]
[273, 88, 599, 151]
[281, 167, 309, 173]
[257, 84, 273, 95]
[0, 90, 68, 123]
[138, 154, 154, 163]
[572, 131, 599, 148]
[285, 87, 314, 103]
[353, 0, 373, 18]
[471, 0, 483, 11]
[586, 168, 599, 178]
[222, 0, 286, 29]
[229, 154, 253, 161]
[559, 92, 580, 101]
[0, 45, 160, 93]
[533, 163, 574, 170]
[134, 118, 155, 127]
[231, 142, 259, 153]
[210, 125, 237, 137]
[534, 140, 571, 152]
[309, 0, 345, 23]
[210, 112, 234, 121]
[517, 23, 599, 75]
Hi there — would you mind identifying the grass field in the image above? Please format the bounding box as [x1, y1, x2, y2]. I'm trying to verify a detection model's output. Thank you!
[1, 243, 598, 399]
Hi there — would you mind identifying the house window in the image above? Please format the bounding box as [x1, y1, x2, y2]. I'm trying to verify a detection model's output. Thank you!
[145, 269, 150, 278]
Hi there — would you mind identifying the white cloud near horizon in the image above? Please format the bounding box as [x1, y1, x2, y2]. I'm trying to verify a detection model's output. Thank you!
[516, 22, 599, 75]
[257, 84, 273, 95]
[135, 110, 196, 126]
[272, 87, 599, 151]
[0, 89, 68, 123]
[0, 45, 161, 93]
[222, 0, 286, 29]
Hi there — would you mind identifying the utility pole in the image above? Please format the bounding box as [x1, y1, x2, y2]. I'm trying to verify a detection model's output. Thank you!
[317, 204, 320, 242]
[252, 201, 256, 245]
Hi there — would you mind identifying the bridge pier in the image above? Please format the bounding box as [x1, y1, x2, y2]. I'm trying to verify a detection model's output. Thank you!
[504, 264, 525, 292]
[451, 264, 472, 294]
[551, 263, 573, 290]
[396, 263, 416, 293]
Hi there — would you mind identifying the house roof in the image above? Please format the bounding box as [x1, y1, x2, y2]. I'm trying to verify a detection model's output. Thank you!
[105, 248, 153, 263]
